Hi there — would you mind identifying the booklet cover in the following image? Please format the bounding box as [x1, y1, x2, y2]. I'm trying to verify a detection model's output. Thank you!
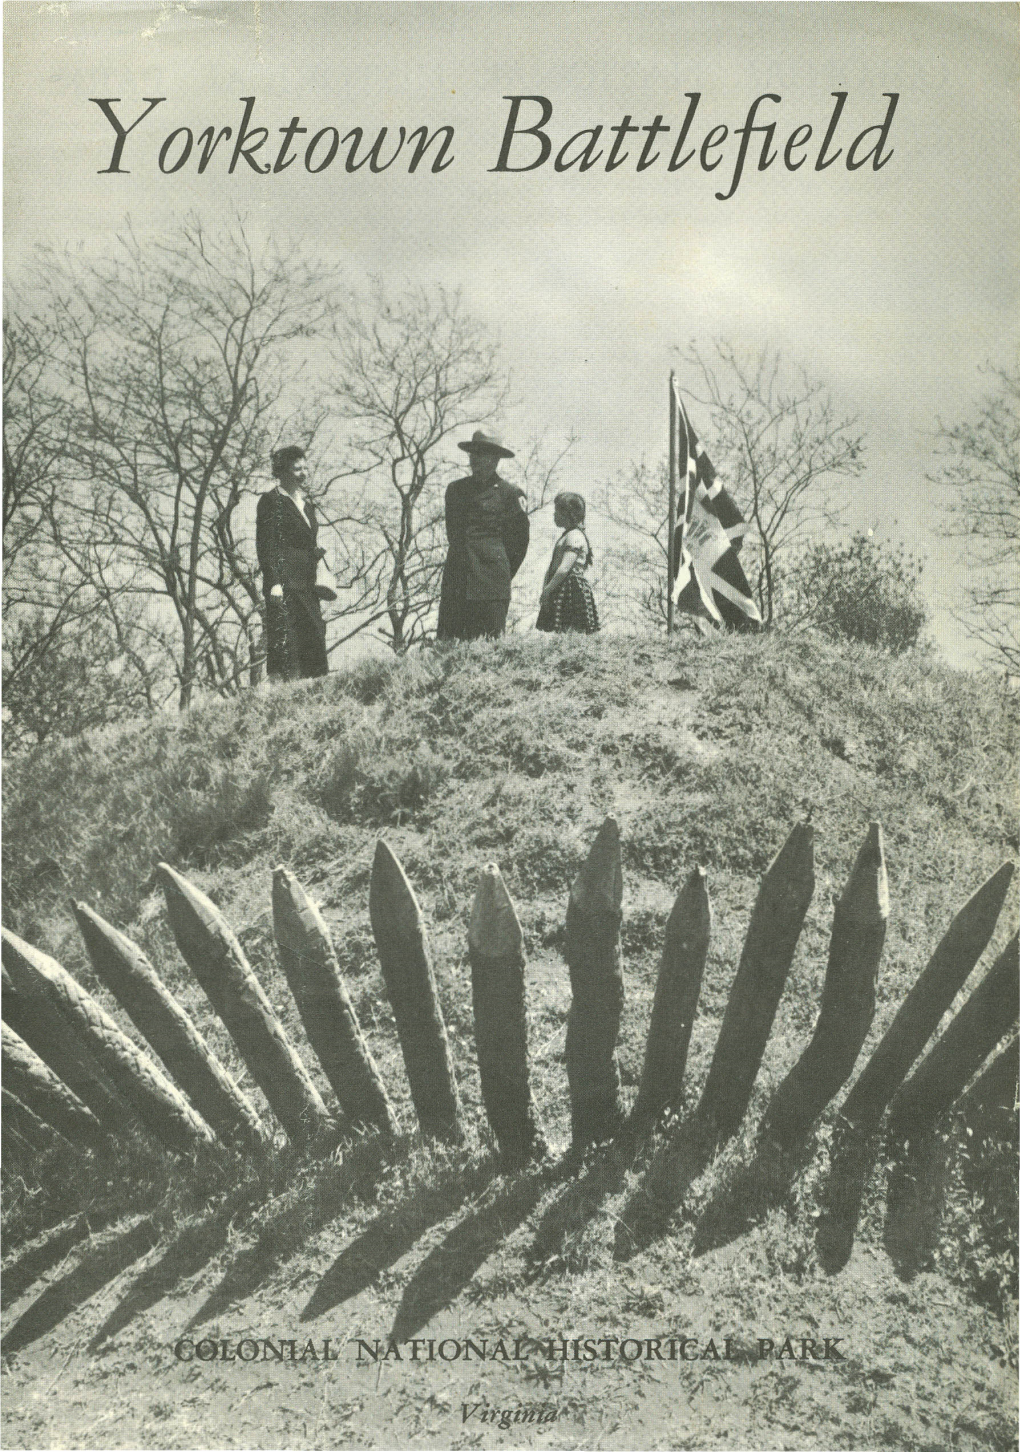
[3, 4, 1017, 1449]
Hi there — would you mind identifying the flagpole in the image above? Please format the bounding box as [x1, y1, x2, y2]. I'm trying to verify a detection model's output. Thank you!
[667, 371, 677, 637]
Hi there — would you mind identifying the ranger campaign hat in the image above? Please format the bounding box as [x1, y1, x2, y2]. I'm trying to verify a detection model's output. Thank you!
[457, 429, 515, 460]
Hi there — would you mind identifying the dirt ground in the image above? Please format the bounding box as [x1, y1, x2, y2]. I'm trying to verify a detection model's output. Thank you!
[3, 1191, 1015, 1451]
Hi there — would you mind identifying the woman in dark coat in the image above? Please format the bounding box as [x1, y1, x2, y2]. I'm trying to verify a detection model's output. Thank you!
[255, 445, 329, 680]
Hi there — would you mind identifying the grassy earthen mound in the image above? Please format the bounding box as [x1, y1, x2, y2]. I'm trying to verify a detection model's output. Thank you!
[2, 631, 1017, 1450]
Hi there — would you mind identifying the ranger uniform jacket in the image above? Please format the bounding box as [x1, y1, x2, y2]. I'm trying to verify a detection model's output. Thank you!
[439, 475, 529, 604]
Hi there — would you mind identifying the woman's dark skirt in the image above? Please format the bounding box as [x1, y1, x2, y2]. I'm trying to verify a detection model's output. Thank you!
[266, 591, 328, 680]
[536, 573, 600, 634]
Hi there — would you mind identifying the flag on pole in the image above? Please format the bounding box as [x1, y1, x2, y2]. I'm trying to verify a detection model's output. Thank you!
[671, 380, 762, 630]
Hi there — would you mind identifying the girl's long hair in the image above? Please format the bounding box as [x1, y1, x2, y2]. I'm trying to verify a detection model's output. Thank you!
[555, 492, 593, 566]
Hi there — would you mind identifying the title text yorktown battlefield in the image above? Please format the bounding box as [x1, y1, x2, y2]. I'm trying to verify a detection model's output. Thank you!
[92, 91, 898, 200]
[171, 1333, 848, 1364]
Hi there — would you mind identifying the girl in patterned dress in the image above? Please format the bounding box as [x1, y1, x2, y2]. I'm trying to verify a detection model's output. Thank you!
[536, 492, 601, 634]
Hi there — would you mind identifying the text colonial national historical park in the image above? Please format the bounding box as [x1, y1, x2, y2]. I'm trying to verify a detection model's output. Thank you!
[91, 92, 899, 201]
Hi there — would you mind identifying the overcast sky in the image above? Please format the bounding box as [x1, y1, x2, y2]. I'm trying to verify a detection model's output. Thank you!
[5, 2, 1018, 664]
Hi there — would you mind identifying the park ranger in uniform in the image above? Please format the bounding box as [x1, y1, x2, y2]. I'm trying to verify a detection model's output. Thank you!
[436, 430, 530, 641]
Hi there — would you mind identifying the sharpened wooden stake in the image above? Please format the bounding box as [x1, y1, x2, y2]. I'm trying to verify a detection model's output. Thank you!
[157, 864, 333, 1147]
[564, 817, 626, 1149]
[630, 868, 711, 1132]
[272, 867, 398, 1136]
[73, 902, 266, 1149]
[1, 928, 217, 1154]
[696, 822, 815, 1145]
[842, 862, 1014, 1130]
[818, 864, 1016, 1271]
[1, 963, 134, 1135]
[887, 932, 1019, 1141]
[468, 864, 547, 1164]
[760, 823, 888, 1150]
[368, 840, 462, 1143]
[1, 1021, 108, 1152]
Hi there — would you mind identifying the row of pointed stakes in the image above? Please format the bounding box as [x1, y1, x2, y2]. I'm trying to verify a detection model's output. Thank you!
[0, 844, 541, 1162]
[2, 822, 1018, 1204]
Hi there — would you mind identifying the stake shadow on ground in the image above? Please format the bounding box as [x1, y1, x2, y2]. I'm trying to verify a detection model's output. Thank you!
[520, 1144, 630, 1282]
[301, 1156, 499, 1323]
[389, 1164, 558, 1343]
[2, 1202, 124, 1312]
[815, 1128, 882, 1274]
[1, 1215, 162, 1357]
[692, 1136, 818, 1259]
[612, 1120, 713, 1262]
[187, 1135, 390, 1331]
[89, 1188, 263, 1349]
[882, 1127, 954, 1281]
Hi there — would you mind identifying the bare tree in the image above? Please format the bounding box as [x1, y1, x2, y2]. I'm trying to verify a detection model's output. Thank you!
[682, 342, 865, 625]
[596, 459, 674, 633]
[23, 217, 337, 710]
[324, 282, 511, 651]
[3, 312, 161, 745]
[931, 363, 1020, 671]
[5, 245, 571, 734]
[599, 342, 866, 631]
[4, 310, 80, 684]
[2, 607, 163, 749]
[501, 431, 584, 630]
[3, 313, 65, 573]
